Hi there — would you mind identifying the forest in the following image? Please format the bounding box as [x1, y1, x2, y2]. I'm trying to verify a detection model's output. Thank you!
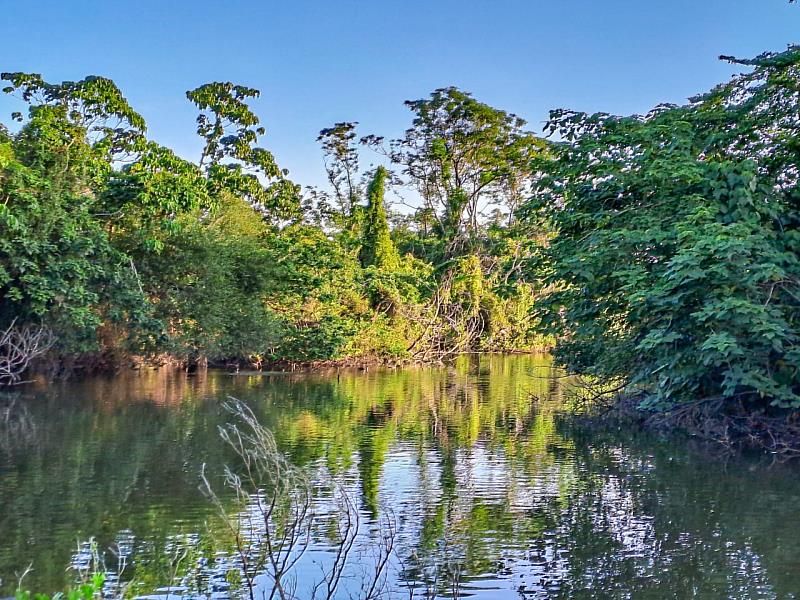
[0, 77, 549, 379]
[1, 44, 800, 440]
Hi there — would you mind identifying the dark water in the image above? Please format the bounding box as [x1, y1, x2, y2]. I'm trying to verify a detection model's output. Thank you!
[1, 355, 799, 599]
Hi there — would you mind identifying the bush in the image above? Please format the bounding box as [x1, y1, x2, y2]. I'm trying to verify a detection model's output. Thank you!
[527, 47, 800, 409]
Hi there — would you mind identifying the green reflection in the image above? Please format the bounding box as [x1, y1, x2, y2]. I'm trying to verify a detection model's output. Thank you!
[1, 355, 800, 599]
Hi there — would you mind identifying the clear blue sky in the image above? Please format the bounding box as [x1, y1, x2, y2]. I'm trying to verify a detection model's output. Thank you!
[1, 0, 798, 192]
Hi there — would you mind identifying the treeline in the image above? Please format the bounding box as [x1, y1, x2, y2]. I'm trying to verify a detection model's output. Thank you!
[523, 46, 800, 427]
[3, 44, 799, 426]
[0, 76, 548, 379]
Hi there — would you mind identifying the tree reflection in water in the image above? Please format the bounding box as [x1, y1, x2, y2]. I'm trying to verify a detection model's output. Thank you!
[1, 355, 799, 599]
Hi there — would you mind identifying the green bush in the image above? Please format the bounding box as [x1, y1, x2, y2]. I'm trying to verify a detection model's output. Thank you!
[527, 47, 800, 409]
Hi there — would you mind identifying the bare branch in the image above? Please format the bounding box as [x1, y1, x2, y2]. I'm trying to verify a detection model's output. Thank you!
[0, 321, 54, 386]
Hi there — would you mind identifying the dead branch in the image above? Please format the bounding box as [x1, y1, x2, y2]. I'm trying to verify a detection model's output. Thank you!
[0, 320, 55, 385]
[201, 398, 398, 600]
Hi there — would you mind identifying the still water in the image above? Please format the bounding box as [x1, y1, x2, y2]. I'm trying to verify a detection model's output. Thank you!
[1, 355, 799, 599]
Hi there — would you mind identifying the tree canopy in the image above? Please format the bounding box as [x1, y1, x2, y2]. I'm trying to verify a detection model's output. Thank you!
[524, 46, 800, 410]
[3, 41, 799, 429]
[0, 75, 548, 373]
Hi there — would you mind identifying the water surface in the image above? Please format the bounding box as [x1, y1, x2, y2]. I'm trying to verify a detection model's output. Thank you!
[1, 355, 799, 599]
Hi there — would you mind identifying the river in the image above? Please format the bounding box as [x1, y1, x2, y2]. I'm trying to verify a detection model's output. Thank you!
[1, 355, 799, 599]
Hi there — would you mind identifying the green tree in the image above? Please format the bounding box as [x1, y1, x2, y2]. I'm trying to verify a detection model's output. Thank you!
[360, 166, 400, 270]
[317, 121, 362, 216]
[525, 46, 800, 409]
[0, 74, 153, 357]
[364, 87, 545, 255]
[139, 194, 283, 366]
[187, 82, 300, 221]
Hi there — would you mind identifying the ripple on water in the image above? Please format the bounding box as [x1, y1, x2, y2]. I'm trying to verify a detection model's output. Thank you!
[2, 356, 800, 599]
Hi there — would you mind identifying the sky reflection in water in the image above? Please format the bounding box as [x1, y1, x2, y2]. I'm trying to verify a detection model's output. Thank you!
[1, 355, 799, 599]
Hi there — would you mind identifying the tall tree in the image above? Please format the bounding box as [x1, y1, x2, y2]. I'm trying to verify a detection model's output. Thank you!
[360, 166, 400, 270]
[187, 82, 300, 221]
[317, 121, 361, 216]
[364, 87, 545, 255]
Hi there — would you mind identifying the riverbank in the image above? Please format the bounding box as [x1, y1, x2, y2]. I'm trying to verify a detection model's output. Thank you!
[28, 346, 553, 381]
[577, 392, 800, 457]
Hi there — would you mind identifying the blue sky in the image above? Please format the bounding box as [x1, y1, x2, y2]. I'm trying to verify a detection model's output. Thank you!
[1, 0, 798, 193]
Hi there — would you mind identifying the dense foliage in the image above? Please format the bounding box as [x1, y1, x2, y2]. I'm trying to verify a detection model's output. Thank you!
[5, 42, 797, 417]
[525, 46, 800, 410]
[0, 75, 548, 373]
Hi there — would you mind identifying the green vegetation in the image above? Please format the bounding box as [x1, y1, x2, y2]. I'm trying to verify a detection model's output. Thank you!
[359, 166, 399, 271]
[2, 43, 800, 444]
[0, 76, 548, 375]
[15, 573, 105, 600]
[524, 46, 800, 433]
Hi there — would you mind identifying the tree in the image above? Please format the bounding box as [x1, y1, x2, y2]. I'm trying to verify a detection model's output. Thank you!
[0, 71, 550, 375]
[187, 82, 300, 221]
[364, 87, 545, 255]
[110, 82, 305, 366]
[138, 194, 284, 367]
[525, 46, 800, 410]
[360, 166, 400, 270]
[0, 75, 305, 370]
[0, 74, 153, 358]
[317, 121, 362, 216]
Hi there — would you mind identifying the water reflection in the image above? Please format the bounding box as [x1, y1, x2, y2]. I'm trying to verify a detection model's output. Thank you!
[1, 355, 799, 599]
